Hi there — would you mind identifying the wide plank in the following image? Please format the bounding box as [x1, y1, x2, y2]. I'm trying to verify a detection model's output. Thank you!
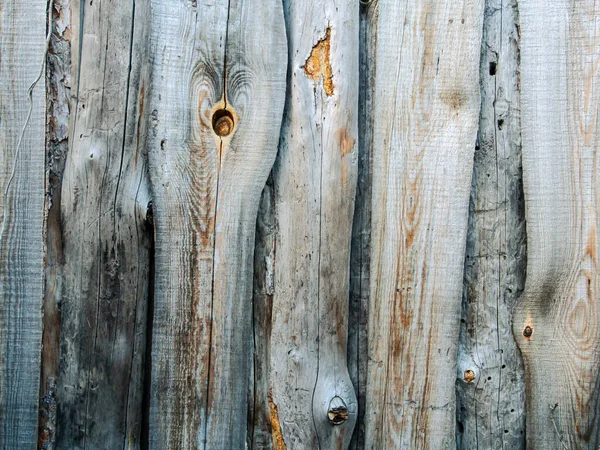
[146, 0, 287, 447]
[514, 0, 600, 447]
[455, 0, 526, 447]
[57, 0, 152, 447]
[363, 1, 484, 448]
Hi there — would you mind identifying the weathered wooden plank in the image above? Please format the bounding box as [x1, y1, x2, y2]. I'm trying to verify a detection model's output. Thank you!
[266, 2, 359, 448]
[514, 1, 600, 447]
[57, 0, 152, 447]
[39, 1, 71, 448]
[363, 1, 484, 448]
[455, 0, 526, 447]
[146, 0, 287, 447]
[0, 1, 47, 448]
[348, 2, 378, 449]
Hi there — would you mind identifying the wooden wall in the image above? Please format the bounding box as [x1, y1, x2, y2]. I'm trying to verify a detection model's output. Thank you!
[0, 0, 598, 449]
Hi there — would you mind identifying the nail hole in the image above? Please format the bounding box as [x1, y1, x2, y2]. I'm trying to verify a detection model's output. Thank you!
[212, 109, 234, 137]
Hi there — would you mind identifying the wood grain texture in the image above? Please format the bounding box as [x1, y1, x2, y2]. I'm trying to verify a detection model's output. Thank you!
[0, 1, 47, 448]
[40, 1, 71, 448]
[146, 0, 287, 448]
[455, 0, 526, 447]
[268, 1, 359, 448]
[57, 0, 152, 447]
[363, 1, 484, 448]
[514, 0, 600, 447]
[348, 2, 378, 449]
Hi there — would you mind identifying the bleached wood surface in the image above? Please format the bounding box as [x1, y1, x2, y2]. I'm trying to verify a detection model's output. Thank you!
[267, 1, 359, 448]
[0, 1, 46, 448]
[455, 0, 526, 448]
[363, 1, 484, 448]
[146, 0, 287, 448]
[515, 0, 600, 447]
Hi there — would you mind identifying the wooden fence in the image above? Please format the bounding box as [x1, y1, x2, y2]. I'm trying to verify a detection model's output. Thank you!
[0, 0, 598, 448]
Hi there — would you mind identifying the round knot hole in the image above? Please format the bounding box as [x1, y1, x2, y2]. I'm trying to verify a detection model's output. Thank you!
[327, 396, 349, 425]
[523, 325, 533, 338]
[212, 109, 234, 137]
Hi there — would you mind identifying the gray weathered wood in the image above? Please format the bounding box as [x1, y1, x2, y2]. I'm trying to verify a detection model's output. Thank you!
[514, 0, 600, 447]
[57, 0, 152, 446]
[348, 2, 378, 449]
[267, 1, 359, 448]
[146, 0, 287, 447]
[455, 0, 526, 447]
[0, 1, 47, 448]
[363, 1, 484, 448]
[39, 1, 71, 448]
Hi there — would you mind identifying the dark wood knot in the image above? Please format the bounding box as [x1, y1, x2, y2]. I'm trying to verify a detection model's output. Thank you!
[212, 109, 234, 137]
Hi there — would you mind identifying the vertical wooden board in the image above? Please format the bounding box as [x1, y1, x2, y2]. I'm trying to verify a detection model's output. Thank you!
[0, 1, 46, 448]
[348, 2, 378, 449]
[455, 0, 526, 448]
[146, 0, 286, 448]
[363, 1, 484, 448]
[39, 1, 71, 447]
[514, 0, 600, 447]
[57, 0, 152, 447]
[268, 1, 359, 448]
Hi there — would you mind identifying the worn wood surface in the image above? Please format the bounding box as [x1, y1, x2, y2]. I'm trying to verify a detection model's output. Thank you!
[363, 1, 484, 448]
[146, 0, 286, 448]
[514, 0, 600, 448]
[0, 1, 47, 448]
[455, 0, 526, 448]
[266, 1, 359, 448]
[57, 0, 152, 447]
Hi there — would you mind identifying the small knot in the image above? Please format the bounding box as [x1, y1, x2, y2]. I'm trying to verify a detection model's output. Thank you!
[523, 325, 533, 338]
[464, 369, 475, 383]
[212, 109, 234, 137]
[327, 396, 349, 425]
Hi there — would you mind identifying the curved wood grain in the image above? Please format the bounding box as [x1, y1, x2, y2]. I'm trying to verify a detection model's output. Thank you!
[363, 1, 484, 448]
[514, 1, 600, 447]
[146, 0, 287, 448]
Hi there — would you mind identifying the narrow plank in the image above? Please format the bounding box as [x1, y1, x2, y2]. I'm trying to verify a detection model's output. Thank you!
[348, 1, 378, 448]
[514, 1, 600, 447]
[455, 0, 526, 447]
[146, 0, 287, 447]
[0, 0, 47, 448]
[57, 0, 152, 446]
[39, 0, 71, 447]
[363, 1, 484, 448]
[269, 1, 359, 448]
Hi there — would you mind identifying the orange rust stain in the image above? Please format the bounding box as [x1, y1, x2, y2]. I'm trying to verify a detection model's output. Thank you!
[337, 128, 355, 156]
[302, 27, 334, 96]
[268, 388, 287, 450]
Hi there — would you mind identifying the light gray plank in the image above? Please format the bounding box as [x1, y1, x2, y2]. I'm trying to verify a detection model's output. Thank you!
[455, 0, 526, 447]
[57, 0, 152, 447]
[146, 0, 287, 447]
[363, 1, 484, 448]
[0, 0, 47, 448]
[514, 0, 600, 447]
[268, 1, 359, 448]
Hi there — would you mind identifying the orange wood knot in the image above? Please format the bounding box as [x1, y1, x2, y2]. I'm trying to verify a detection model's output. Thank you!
[212, 109, 234, 137]
[327, 396, 349, 425]
[464, 369, 475, 383]
[523, 325, 533, 338]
